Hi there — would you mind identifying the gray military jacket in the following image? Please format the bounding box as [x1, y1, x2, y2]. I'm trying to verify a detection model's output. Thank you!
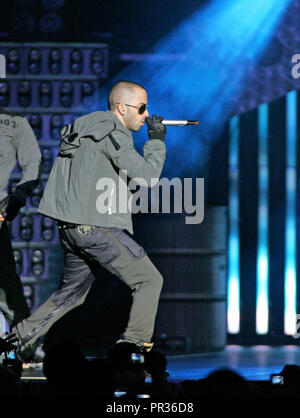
[0, 112, 41, 202]
[38, 111, 166, 234]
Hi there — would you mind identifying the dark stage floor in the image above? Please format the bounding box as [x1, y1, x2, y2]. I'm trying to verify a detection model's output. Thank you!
[21, 345, 300, 383]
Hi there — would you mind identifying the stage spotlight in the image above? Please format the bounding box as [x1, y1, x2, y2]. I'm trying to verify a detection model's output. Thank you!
[7, 49, 20, 74]
[14, 0, 36, 10]
[28, 48, 41, 74]
[50, 114, 64, 140]
[19, 215, 33, 241]
[60, 81, 73, 107]
[13, 12, 35, 35]
[41, 216, 55, 241]
[81, 81, 95, 107]
[30, 182, 43, 207]
[31, 249, 44, 264]
[18, 81, 31, 107]
[70, 48, 83, 74]
[23, 285, 33, 298]
[29, 114, 42, 140]
[31, 249, 45, 277]
[0, 82, 9, 107]
[32, 262, 44, 277]
[13, 249, 23, 276]
[39, 81, 52, 107]
[40, 13, 62, 35]
[41, 147, 53, 174]
[91, 49, 104, 76]
[23, 285, 34, 310]
[49, 48, 62, 74]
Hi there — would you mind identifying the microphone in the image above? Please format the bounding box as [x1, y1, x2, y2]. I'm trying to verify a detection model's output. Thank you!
[161, 120, 199, 126]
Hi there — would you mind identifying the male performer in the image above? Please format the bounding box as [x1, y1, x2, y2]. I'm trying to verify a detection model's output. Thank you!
[9, 81, 166, 361]
[0, 110, 41, 329]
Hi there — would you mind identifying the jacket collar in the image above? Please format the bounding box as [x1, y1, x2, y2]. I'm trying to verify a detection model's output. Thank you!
[107, 111, 131, 137]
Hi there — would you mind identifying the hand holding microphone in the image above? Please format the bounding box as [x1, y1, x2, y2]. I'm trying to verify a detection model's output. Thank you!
[146, 114, 199, 141]
[146, 114, 166, 141]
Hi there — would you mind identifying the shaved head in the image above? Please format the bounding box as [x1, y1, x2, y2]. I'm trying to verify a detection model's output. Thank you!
[108, 80, 149, 131]
[108, 81, 146, 111]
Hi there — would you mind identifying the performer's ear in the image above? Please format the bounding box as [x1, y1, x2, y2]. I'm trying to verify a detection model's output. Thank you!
[117, 103, 125, 115]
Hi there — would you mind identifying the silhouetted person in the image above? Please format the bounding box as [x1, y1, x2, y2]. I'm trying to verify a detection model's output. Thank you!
[144, 349, 180, 399]
[0, 363, 21, 399]
[85, 357, 114, 399]
[42, 341, 88, 398]
[202, 369, 251, 398]
[0, 110, 41, 330]
[107, 342, 146, 398]
[279, 364, 300, 394]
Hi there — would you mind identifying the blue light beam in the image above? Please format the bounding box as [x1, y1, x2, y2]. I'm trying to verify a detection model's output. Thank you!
[284, 91, 297, 335]
[228, 115, 240, 334]
[96, 0, 291, 177]
[256, 103, 269, 335]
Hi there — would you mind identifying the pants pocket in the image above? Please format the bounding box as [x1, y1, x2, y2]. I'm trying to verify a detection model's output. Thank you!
[110, 229, 146, 259]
